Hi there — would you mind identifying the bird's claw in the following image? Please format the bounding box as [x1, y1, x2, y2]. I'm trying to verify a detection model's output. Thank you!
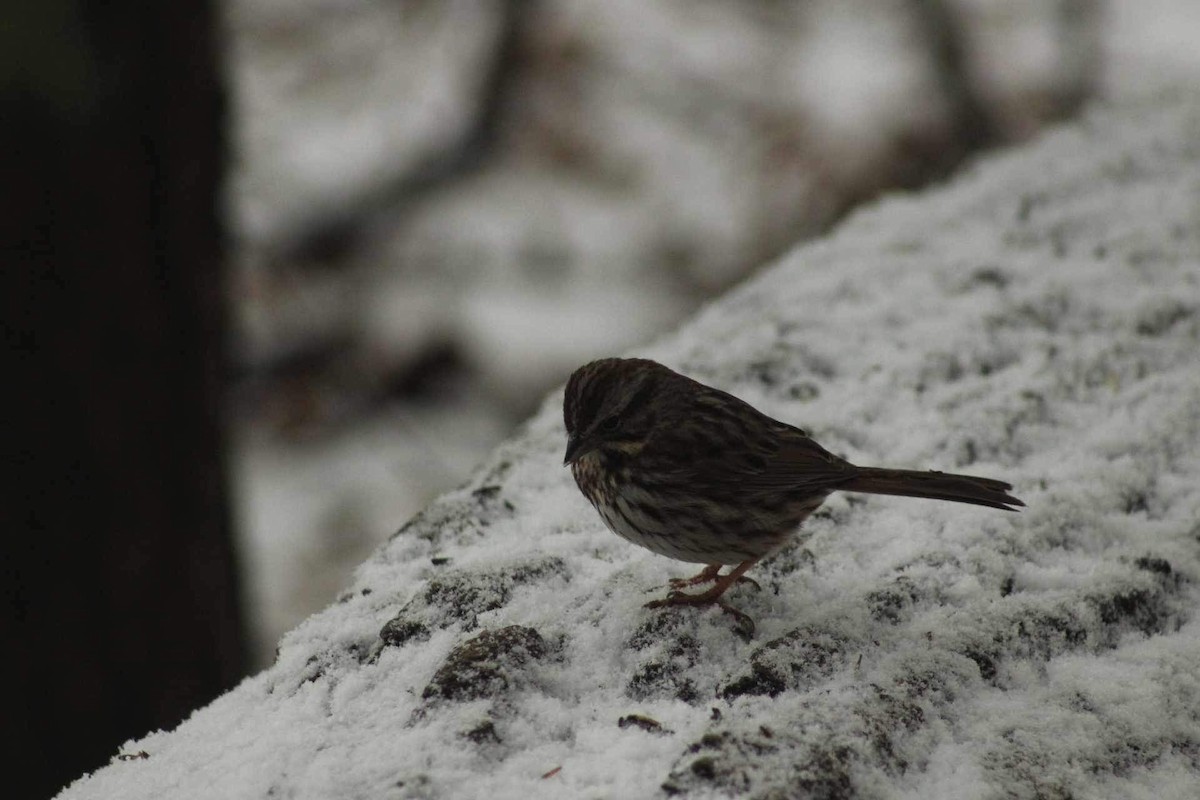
[717, 602, 756, 638]
[644, 592, 684, 607]
[735, 576, 762, 592]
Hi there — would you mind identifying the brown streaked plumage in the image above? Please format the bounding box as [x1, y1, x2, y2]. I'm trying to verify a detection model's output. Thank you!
[563, 357, 1022, 628]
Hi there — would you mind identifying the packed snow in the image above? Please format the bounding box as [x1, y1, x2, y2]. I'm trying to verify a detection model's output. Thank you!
[60, 94, 1200, 799]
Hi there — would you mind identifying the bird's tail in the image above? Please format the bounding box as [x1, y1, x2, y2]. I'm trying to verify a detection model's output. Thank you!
[841, 467, 1023, 511]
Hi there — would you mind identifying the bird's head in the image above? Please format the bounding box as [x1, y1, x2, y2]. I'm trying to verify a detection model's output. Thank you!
[562, 358, 667, 465]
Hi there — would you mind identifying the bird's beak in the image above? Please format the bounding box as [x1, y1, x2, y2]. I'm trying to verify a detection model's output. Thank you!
[563, 434, 591, 466]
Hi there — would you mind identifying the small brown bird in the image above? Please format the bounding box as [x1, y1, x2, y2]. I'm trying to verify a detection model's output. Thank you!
[563, 358, 1022, 622]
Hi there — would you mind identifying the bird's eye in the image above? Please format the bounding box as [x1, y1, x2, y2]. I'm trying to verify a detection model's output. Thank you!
[602, 415, 620, 431]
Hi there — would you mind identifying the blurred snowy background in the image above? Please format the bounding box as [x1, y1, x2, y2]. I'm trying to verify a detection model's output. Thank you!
[222, 0, 1200, 663]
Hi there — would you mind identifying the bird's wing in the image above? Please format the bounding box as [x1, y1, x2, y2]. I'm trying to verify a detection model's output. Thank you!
[642, 389, 855, 501]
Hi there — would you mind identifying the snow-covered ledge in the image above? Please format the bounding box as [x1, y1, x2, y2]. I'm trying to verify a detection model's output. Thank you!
[63, 95, 1200, 799]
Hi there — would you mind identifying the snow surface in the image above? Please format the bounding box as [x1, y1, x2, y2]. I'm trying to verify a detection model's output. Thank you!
[225, 0, 1200, 664]
[61, 94, 1200, 799]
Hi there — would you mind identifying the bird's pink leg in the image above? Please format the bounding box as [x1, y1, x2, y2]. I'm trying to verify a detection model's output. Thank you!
[649, 558, 760, 607]
[646, 558, 763, 635]
[667, 564, 722, 590]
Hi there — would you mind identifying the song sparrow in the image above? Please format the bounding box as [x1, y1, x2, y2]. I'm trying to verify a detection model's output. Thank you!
[563, 358, 1022, 622]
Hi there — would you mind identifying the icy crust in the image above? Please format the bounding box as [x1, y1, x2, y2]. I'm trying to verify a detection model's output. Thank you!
[61, 96, 1200, 799]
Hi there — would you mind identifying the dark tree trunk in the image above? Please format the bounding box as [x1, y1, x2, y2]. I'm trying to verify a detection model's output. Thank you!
[3, 2, 248, 797]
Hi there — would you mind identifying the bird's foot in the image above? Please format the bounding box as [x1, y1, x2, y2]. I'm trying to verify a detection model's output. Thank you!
[646, 557, 763, 637]
[645, 590, 756, 637]
[645, 587, 722, 608]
